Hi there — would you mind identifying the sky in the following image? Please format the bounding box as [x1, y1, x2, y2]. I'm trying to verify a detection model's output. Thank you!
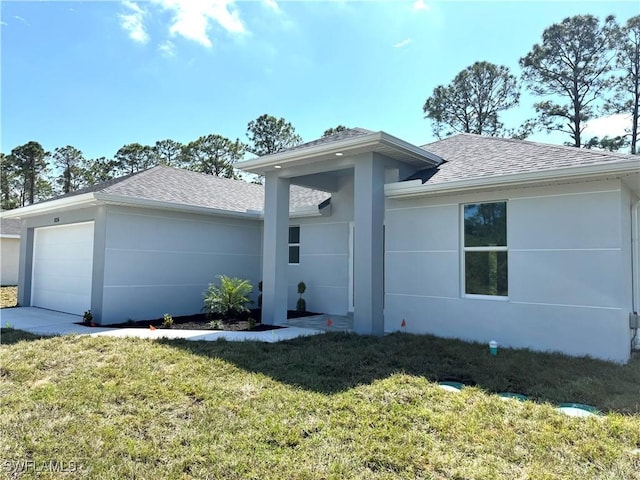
[1, 0, 639, 161]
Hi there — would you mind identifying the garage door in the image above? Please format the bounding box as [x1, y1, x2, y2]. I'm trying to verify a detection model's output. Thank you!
[31, 222, 94, 315]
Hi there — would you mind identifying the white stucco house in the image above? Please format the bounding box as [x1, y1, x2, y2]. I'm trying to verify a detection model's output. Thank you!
[0, 217, 21, 286]
[2, 129, 639, 362]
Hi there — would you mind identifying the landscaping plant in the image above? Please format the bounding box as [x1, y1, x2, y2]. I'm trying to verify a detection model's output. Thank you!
[162, 313, 174, 329]
[296, 281, 306, 312]
[203, 275, 253, 322]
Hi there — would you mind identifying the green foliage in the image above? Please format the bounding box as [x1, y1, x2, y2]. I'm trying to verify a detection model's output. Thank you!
[203, 275, 253, 321]
[296, 281, 307, 312]
[115, 143, 157, 175]
[423, 61, 520, 138]
[153, 139, 183, 167]
[608, 15, 640, 154]
[520, 15, 617, 147]
[82, 310, 93, 325]
[584, 135, 627, 151]
[322, 125, 348, 137]
[208, 319, 222, 330]
[3, 141, 50, 207]
[182, 134, 245, 178]
[248, 317, 257, 330]
[52, 145, 85, 194]
[246, 114, 302, 156]
[162, 313, 174, 329]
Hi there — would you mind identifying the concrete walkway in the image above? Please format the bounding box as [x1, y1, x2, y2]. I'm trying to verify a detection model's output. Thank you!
[0, 307, 324, 343]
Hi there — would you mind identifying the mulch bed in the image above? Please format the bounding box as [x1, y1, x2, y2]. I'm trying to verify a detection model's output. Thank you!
[83, 309, 321, 332]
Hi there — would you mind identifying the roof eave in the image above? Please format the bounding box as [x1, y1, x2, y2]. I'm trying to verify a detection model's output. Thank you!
[0, 193, 99, 219]
[385, 159, 640, 199]
[237, 131, 442, 174]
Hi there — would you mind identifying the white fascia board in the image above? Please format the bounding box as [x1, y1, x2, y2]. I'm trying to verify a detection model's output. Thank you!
[378, 132, 443, 165]
[237, 131, 442, 173]
[0, 193, 98, 219]
[385, 160, 640, 198]
[0, 234, 20, 239]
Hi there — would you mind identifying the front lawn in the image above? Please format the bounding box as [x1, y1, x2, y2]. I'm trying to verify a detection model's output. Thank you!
[1, 331, 639, 479]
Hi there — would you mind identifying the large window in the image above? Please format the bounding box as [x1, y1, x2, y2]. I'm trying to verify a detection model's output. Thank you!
[463, 202, 508, 297]
[288, 226, 300, 264]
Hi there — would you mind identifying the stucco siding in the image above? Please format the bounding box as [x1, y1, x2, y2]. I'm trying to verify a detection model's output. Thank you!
[0, 237, 20, 285]
[102, 207, 262, 323]
[287, 175, 353, 315]
[384, 179, 632, 362]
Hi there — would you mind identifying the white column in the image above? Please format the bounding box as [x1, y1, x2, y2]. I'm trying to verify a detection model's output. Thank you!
[262, 172, 290, 325]
[353, 153, 385, 335]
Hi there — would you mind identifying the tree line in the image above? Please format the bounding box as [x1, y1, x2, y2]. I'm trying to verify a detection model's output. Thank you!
[1, 116, 348, 210]
[423, 14, 640, 153]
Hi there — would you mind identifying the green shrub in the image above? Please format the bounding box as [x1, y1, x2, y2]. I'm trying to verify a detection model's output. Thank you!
[83, 310, 93, 326]
[162, 313, 173, 329]
[208, 319, 222, 330]
[248, 317, 257, 330]
[296, 281, 306, 312]
[203, 275, 253, 321]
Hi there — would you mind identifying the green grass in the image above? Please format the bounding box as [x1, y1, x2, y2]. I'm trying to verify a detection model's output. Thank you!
[1, 331, 639, 479]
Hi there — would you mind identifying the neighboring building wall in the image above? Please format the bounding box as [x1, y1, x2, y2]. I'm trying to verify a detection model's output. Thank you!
[385, 179, 633, 363]
[287, 175, 354, 315]
[101, 206, 262, 324]
[0, 237, 20, 285]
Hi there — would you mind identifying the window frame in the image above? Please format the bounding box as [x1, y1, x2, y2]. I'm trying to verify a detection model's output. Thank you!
[461, 201, 509, 300]
[288, 225, 300, 265]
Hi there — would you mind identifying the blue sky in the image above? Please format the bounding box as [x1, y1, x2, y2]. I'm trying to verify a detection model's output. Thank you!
[1, 1, 638, 160]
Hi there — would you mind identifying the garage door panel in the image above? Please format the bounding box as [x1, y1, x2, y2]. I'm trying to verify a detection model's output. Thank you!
[32, 222, 94, 315]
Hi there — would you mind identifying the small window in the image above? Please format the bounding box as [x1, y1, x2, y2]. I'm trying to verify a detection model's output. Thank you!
[289, 226, 300, 264]
[463, 202, 508, 297]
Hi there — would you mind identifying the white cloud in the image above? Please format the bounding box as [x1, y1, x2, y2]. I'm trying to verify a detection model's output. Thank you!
[413, 0, 429, 12]
[263, 0, 280, 13]
[156, 0, 246, 48]
[393, 38, 412, 49]
[583, 113, 631, 139]
[120, 1, 149, 44]
[0, 21, 7, 26]
[159, 40, 176, 57]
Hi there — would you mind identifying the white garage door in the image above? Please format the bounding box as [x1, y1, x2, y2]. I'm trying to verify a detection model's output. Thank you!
[32, 222, 94, 315]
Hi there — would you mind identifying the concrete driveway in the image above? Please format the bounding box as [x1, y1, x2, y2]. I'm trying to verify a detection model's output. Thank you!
[0, 307, 323, 343]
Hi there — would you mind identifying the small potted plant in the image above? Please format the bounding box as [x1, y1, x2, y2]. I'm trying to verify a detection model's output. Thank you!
[296, 281, 306, 312]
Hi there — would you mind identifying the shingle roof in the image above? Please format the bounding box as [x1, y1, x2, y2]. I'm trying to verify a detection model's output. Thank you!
[280, 128, 374, 153]
[415, 134, 639, 185]
[0, 217, 21, 236]
[41, 166, 330, 214]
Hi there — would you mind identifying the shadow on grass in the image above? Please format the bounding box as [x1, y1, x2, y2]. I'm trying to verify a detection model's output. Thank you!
[160, 332, 640, 414]
[0, 328, 48, 345]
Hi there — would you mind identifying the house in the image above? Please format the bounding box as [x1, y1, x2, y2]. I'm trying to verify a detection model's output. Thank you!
[2, 129, 639, 362]
[0, 217, 21, 286]
[0, 167, 329, 323]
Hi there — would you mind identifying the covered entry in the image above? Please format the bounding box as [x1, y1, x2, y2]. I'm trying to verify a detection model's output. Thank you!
[31, 221, 94, 315]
